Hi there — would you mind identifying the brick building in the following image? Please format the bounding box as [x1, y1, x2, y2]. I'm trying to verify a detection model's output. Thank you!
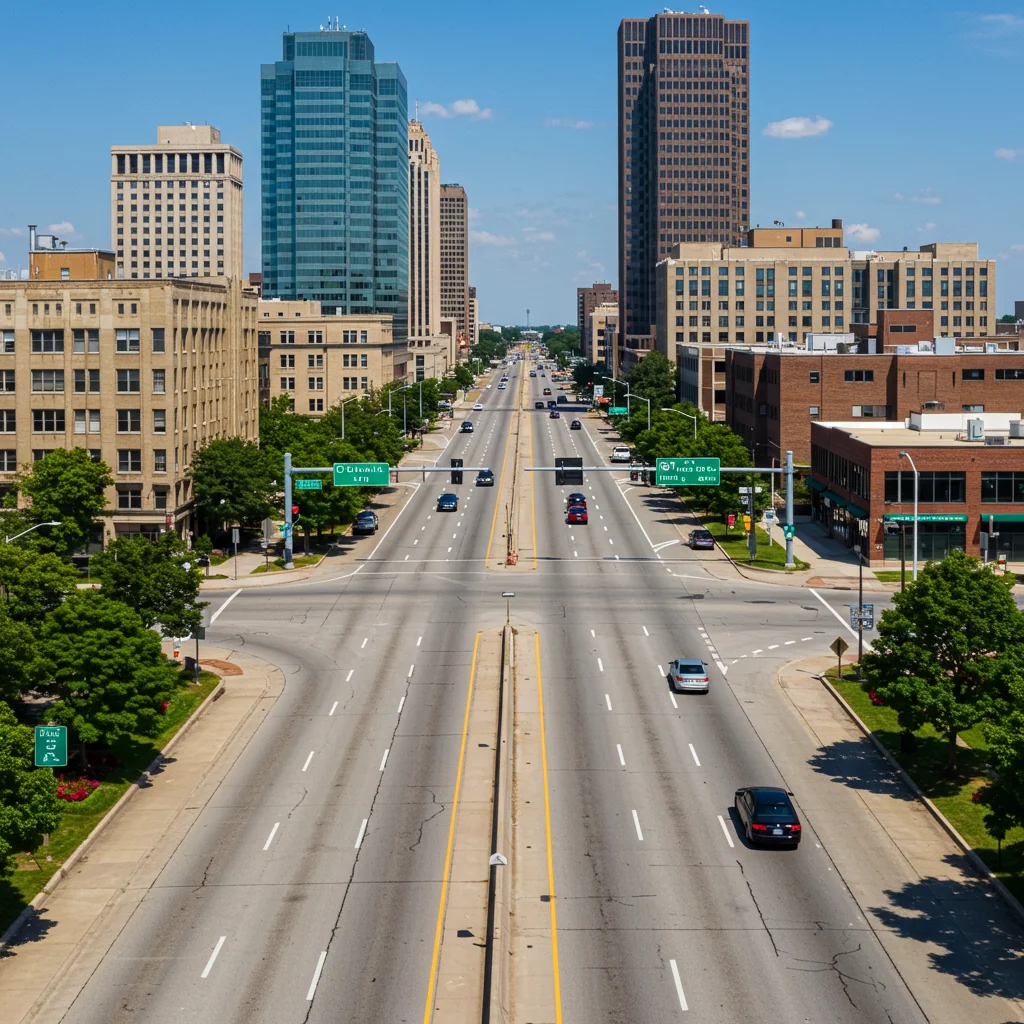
[577, 282, 617, 363]
[809, 413, 1024, 567]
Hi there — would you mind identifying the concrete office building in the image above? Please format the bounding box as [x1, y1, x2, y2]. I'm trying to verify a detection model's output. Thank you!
[261, 28, 409, 338]
[0, 240, 258, 543]
[408, 120, 441, 344]
[577, 282, 617, 362]
[468, 285, 478, 350]
[589, 303, 619, 372]
[258, 299, 407, 416]
[111, 124, 243, 282]
[618, 10, 750, 364]
[440, 184, 469, 355]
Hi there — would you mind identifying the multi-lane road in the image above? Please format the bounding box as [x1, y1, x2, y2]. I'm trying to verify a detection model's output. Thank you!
[30, 357, 1024, 1023]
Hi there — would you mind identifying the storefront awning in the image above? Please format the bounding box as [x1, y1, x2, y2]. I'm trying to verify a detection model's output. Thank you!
[884, 513, 968, 523]
[807, 477, 826, 492]
[823, 490, 848, 508]
[981, 513, 1024, 523]
[846, 503, 869, 519]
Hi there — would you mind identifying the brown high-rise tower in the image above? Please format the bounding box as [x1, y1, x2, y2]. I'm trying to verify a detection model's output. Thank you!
[618, 11, 750, 366]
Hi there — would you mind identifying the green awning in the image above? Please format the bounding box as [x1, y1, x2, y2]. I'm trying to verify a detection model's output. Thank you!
[823, 490, 848, 508]
[982, 513, 1024, 523]
[884, 513, 968, 523]
[807, 477, 826, 492]
[846, 503, 869, 519]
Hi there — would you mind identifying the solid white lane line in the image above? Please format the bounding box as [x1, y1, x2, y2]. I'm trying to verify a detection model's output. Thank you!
[617, 743, 626, 766]
[669, 959, 689, 1011]
[360, 637, 368, 649]
[306, 951, 328, 1001]
[688, 743, 701, 766]
[209, 588, 242, 625]
[643, 626, 650, 636]
[718, 814, 736, 848]
[329, 701, 338, 716]
[597, 657, 604, 672]
[605, 694, 613, 711]
[810, 588, 860, 639]
[669, 692, 678, 709]
[201, 936, 226, 979]
[397, 694, 406, 713]
[346, 668, 355, 682]
[302, 751, 314, 772]
[632, 809, 645, 841]
[262, 822, 280, 851]
[379, 749, 390, 772]
[408, 663, 415, 678]
[354, 818, 368, 849]
[417, 636, 423, 646]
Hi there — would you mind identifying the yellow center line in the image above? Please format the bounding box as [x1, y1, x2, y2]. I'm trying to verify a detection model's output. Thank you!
[422, 630, 482, 1024]
[529, 395, 537, 568]
[534, 632, 563, 1022]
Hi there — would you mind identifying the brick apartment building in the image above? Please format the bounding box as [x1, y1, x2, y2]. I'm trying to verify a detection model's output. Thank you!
[809, 413, 1024, 567]
[727, 325, 1024, 464]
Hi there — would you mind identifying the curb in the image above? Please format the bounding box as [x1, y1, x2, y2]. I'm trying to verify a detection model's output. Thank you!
[0, 672, 230, 953]
[816, 672, 1024, 931]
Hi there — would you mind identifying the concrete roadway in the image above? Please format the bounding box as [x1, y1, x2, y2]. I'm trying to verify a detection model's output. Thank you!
[50, 358, 1024, 1023]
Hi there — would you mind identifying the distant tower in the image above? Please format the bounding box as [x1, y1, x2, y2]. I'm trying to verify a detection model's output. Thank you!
[526, 308, 530, 330]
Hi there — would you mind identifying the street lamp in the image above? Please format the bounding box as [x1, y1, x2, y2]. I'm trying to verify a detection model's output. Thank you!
[854, 517, 868, 680]
[339, 393, 368, 439]
[661, 407, 698, 439]
[502, 590, 515, 623]
[4, 521, 61, 543]
[633, 395, 652, 432]
[898, 450, 919, 581]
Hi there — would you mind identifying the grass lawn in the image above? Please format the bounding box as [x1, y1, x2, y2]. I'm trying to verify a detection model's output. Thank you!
[825, 666, 1024, 901]
[0, 668, 221, 936]
[251, 553, 321, 574]
[703, 519, 810, 572]
[872, 570, 907, 583]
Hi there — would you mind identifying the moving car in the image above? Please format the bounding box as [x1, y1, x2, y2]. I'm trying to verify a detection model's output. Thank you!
[460, 420, 474, 433]
[688, 528, 715, 550]
[557, 395, 568, 404]
[547, 400, 558, 408]
[549, 409, 560, 419]
[530, 370, 537, 377]
[733, 787, 802, 847]
[497, 383, 506, 390]
[475, 469, 495, 487]
[566, 493, 587, 509]
[472, 402, 484, 411]
[667, 658, 710, 693]
[566, 505, 588, 524]
[535, 400, 545, 409]
[437, 493, 459, 512]
[610, 445, 632, 462]
[570, 419, 582, 430]
[543, 387, 552, 395]
[352, 510, 379, 535]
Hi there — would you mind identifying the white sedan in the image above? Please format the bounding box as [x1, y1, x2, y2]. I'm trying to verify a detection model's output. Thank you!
[472, 402, 484, 411]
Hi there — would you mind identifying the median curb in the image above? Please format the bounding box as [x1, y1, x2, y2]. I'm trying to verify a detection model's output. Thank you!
[816, 671, 1024, 931]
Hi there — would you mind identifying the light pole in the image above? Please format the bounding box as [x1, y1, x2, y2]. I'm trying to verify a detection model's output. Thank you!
[854, 517, 868, 680]
[502, 590, 515, 624]
[661, 407, 698, 439]
[603, 375, 630, 415]
[633, 395, 651, 432]
[339, 394, 367, 440]
[898, 450, 919, 581]
[4, 521, 61, 543]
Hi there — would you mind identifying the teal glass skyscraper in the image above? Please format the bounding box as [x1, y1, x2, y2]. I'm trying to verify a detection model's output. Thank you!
[261, 27, 409, 339]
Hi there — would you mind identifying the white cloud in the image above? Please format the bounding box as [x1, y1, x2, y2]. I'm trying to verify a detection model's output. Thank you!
[470, 230, 515, 246]
[916, 221, 938, 234]
[543, 117, 597, 130]
[573, 262, 607, 281]
[762, 116, 832, 139]
[0, 252, 6, 263]
[977, 13, 1024, 31]
[468, 207, 481, 224]
[422, 98, 493, 120]
[795, 210, 806, 220]
[892, 189, 942, 205]
[995, 147, 1024, 161]
[847, 223, 881, 243]
[47, 221, 78, 237]
[0, 227, 24, 238]
[576, 249, 588, 259]
[523, 228, 555, 242]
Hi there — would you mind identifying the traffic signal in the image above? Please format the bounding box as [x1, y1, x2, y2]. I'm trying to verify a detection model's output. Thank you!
[291, 504, 300, 516]
[450, 458, 464, 485]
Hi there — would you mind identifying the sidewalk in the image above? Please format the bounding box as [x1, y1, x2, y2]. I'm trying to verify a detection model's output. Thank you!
[0, 645, 284, 1024]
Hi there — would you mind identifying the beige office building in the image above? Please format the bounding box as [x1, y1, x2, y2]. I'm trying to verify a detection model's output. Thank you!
[258, 299, 408, 416]
[440, 184, 470, 355]
[408, 121, 442, 344]
[468, 285, 478, 349]
[0, 245, 258, 543]
[589, 303, 619, 371]
[111, 124, 244, 282]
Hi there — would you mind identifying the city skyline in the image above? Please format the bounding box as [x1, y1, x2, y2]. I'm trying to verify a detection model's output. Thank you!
[1, 1, 1023, 323]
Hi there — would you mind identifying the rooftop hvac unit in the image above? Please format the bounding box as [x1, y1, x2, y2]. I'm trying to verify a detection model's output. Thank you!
[1010, 421, 1024, 438]
[967, 418, 985, 441]
[984, 435, 1009, 446]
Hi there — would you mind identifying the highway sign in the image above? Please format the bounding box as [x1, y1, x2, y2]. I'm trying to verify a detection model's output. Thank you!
[333, 462, 391, 487]
[593, 385, 604, 398]
[608, 406, 629, 416]
[655, 457, 721, 487]
[35, 725, 67, 767]
[295, 478, 323, 491]
[830, 637, 849, 658]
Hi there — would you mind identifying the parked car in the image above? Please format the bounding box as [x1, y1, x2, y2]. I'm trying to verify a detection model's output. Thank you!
[352, 510, 379, 535]
[667, 657, 710, 693]
[566, 505, 588, 525]
[437, 493, 459, 512]
[733, 787, 802, 847]
[570, 419, 582, 430]
[460, 420, 474, 433]
[688, 528, 715, 550]
[475, 469, 494, 487]
[610, 445, 632, 462]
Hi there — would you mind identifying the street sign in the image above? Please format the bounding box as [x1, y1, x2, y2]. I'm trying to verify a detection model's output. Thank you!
[295, 478, 323, 491]
[849, 604, 874, 629]
[782, 523, 796, 540]
[830, 637, 849, 658]
[593, 385, 604, 398]
[738, 486, 764, 494]
[608, 406, 629, 416]
[333, 462, 391, 487]
[261, 517, 274, 539]
[34, 725, 67, 767]
[655, 457, 721, 487]
[727, 513, 736, 527]
[764, 509, 775, 521]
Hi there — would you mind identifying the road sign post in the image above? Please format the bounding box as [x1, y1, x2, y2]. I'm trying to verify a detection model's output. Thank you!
[34, 725, 67, 767]
[655, 457, 721, 488]
[830, 636, 849, 679]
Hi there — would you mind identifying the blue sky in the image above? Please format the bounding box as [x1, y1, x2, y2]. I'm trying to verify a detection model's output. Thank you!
[1, 2, 1022, 325]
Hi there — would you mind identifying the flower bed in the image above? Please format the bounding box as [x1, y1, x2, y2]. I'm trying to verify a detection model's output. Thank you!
[56, 775, 101, 802]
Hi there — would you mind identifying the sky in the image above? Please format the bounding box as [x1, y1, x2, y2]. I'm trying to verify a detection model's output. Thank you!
[1, 1, 1022, 325]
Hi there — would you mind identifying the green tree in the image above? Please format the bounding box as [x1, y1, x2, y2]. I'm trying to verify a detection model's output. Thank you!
[998, 313, 1016, 323]
[627, 350, 678, 409]
[0, 544, 80, 623]
[37, 592, 182, 765]
[977, 699, 1024, 853]
[500, 326, 522, 343]
[189, 437, 277, 531]
[573, 361, 607, 394]
[0, 609, 39, 704]
[8, 448, 112, 557]
[863, 550, 1024, 775]
[92, 533, 207, 636]
[0, 702, 62, 876]
[454, 364, 475, 390]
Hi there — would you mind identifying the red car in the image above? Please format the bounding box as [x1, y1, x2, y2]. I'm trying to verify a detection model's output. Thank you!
[566, 505, 588, 524]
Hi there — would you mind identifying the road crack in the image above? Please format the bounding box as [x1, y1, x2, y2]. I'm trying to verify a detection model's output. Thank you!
[409, 789, 445, 852]
[737, 859, 779, 957]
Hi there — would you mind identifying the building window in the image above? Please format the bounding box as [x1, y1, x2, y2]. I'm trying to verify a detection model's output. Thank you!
[117, 409, 141, 432]
[995, 368, 1024, 381]
[153, 368, 166, 393]
[809, 406, 820, 418]
[308, 377, 324, 391]
[0, 450, 15, 472]
[809, 371, 820, 384]
[843, 369, 874, 382]
[280, 353, 295, 368]
[0, 370, 14, 393]
[309, 398, 324, 412]
[0, 411, 14, 432]
[31, 369, 64, 393]
[154, 488, 168, 510]
[32, 409, 65, 433]
[153, 409, 166, 433]
[0, 331, 13, 353]
[31, 330, 64, 353]
[981, 472, 1024, 503]
[152, 327, 166, 352]
[280, 376, 295, 390]
[885, 470, 966, 503]
[117, 487, 143, 510]
[118, 449, 142, 473]
[89, 409, 100, 433]
[115, 329, 140, 353]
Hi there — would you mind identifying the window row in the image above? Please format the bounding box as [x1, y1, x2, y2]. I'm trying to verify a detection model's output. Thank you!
[0, 409, 168, 434]
[884, 471, 966, 504]
[2, 328, 168, 354]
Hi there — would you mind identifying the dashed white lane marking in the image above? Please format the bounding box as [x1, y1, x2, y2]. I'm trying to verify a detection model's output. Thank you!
[605, 694, 613, 711]
[397, 694, 406, 713]
[379, 749, 390, 771]
[718, 814, 735, 849]
[801, 636, 813, 641]
[262, 822, 280, 851]
[768, 644, 779, 650]
[448, 547, 452, 553]
[301, 751, 314, 772]
[752, 649, 763, 655]
[404, 554, 409, 561]
[597, 658, 604, 673]
[784, 640, 796, 645]
[643, 626, 649, 636]
[414, 539, 419, 545]
[346, 669, 355, 682]
[669, 692, 678, 709]
[617, 743, 626, 766]
[417, 636, 423, 646]
[669, 959, 689, 1011]
[574, 550, 578, 558]
[360, 637, 368, 649]
[329, 701, 338, 716]
[408, 664, 415, 678]
[632, 809, 645, 841]
[306, 951, 328, 1001]
[354, 818, 368, 849]
[201, 936, 227, 979]
[591, 629, 596, 638]
[688, 743, 701, 767]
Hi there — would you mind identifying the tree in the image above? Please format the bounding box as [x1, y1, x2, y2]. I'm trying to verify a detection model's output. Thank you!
[0, 609, 40, 704]
[573, 361, 607, 394]
[454, 364, 475, 389]
[189, 437, 277, 531]
[92, 533, 207, 637]
[998, 313, 1017, 323]
[0, 702, 62, 876]
[0, 544, 80, 623]
[976, 700, 1024, 854]
[627, 350, 678, 409]
[10, 448, 112, 557]
[863, 550, 1024, 775]
[36, 592, 182, 764]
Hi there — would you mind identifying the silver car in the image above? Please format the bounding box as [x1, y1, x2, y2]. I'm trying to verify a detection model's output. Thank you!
[668, 658, 710, 693]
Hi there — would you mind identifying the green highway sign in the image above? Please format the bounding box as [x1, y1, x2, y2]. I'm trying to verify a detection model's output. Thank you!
[294, 478, 323, 491]
[609, 406, 629, 416]
[655, 457, 721, 487]
[333, 462, 391, 487]
[35, 725, 67, 767]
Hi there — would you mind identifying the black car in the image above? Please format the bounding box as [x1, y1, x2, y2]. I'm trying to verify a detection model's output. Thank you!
[437, 493, 459, 512]
[566, 492, 586, 509]
[535, 400, 545, 409]
[733, 787, 802, 846]
[570, 419, 582, 430]
[352, 510, 379, 535]
[475, 469, 494, 486]
[547, 400, 557, 408]
[460, 420, 474, 433]
[556, 394, 568, 404]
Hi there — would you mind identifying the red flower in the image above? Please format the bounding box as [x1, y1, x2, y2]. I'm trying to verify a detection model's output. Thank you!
[868, 689, 885, 706]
